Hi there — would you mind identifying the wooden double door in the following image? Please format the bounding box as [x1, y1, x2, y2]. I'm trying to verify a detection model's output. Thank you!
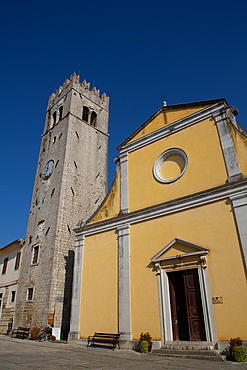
[168, 269, 206, 341]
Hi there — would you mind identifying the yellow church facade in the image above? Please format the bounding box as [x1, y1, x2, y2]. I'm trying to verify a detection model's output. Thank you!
[69, 98, 247, 347]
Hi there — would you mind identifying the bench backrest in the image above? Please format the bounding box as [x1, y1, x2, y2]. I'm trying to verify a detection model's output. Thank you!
[94, 332, 120, 339]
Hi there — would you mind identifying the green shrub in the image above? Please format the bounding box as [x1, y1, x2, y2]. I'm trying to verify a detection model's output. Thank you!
[140, 340, 148, 353]
[232, 346, 247, 362]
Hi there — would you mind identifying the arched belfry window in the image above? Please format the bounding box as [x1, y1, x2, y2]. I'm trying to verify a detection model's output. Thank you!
[59, 106, 63, 121]
[53, 112, 57, 126]
[91, 111, 97, 127]
[82, 106, 89, 122]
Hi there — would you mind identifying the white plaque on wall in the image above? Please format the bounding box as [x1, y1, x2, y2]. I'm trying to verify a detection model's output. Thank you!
[52, 327, 60, 340]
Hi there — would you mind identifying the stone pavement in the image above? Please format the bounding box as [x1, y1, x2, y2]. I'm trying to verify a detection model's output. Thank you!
[0, 335, 247, 370]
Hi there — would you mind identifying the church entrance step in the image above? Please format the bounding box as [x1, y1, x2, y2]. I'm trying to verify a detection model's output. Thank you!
[162, 340, 214, 350]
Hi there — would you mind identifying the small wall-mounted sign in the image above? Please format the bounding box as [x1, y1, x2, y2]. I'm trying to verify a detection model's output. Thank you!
[48, 313, 54, 324]
[52, 327, 60, 340]
[212, 296, 223, 304]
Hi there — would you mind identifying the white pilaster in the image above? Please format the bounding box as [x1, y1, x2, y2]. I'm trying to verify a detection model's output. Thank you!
[117, 224, 131, 340]
[198, 261, 217, 342]
[69, 234, 84, 339]
[214, 111, 243, 183]
[155, 264, 165, 342]
[119, 153, 129, 214]
[230, 192, 247, 272]
[155, 263, 173, 342]
[161, 269, 173, 341]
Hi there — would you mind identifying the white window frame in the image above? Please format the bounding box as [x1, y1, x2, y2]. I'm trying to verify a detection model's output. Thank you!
[26, 286, 35, 302]
[31, 245, 40, 266]
[10, 290, 16, 303]
[0, 289, 4, 317]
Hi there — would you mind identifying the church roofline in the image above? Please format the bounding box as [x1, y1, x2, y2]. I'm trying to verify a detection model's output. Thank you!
[116, 98, 228, 151]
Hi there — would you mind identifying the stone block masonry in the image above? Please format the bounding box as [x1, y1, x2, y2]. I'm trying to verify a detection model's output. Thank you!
[15, 73, 109, 338]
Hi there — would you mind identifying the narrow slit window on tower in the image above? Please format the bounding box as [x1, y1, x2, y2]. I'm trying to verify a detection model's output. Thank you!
[59, 106, 63, 121]
[45, 227, 50, 236]
[59, 133, 63, 139]
[51, 188, 55, 197]
[74, 161, 77, 169]
[55, 160, 59, 167]
[82, 106, 89, 122]
[53, 112, 57, 126]
[53, 136, 56, 144]
[67, 225, 71, 233]
[71, 187, 74, 195]
[75, 131, 79, 139]
[91, 111, 97, 126]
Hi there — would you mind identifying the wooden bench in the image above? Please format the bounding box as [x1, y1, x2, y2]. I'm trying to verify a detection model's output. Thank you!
[87, 332, 120, 350]
[11, 327, 30, 339]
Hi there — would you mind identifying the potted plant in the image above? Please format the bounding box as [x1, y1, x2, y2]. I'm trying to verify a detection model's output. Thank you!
[140, 332, 152, 353]
[49, 334, 56, 341]
[229, 337, 247, 362]
[30, 327, 40, 340]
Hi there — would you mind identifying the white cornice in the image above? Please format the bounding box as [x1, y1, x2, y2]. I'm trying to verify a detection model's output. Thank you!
[75, 180, 247, 238]
[0, 280, 18, 289]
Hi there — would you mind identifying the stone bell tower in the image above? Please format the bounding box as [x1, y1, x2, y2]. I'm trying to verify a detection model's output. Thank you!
[15, 73, 109, 337]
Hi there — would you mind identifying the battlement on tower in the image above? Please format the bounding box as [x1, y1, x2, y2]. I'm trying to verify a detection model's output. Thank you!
[47, 72, 109, 110]
[44, 73, 109, 135]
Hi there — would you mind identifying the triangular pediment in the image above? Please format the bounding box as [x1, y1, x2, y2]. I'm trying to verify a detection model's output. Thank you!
[151, 238, 209, 263]
[117, 99, 227, 150]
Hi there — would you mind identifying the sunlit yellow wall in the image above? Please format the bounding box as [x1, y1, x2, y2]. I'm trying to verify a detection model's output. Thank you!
[229, 122, 247, 178]
[87, 170, 120, 224]
[129, 118, 227, 212]
[79, 230, 118, 337]
[130, 200, 247, 341]
[129, 106, 207, 143]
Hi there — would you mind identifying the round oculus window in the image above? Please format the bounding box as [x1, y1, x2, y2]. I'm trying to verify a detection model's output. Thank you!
[153, 148, 188, 184]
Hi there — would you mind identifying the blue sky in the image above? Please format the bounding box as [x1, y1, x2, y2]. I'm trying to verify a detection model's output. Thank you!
[1, 0, 247, 247]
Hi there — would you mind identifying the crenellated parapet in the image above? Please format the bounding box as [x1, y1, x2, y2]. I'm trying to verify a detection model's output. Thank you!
[44, 73, 109, 135]
[47, 72, 109, 110]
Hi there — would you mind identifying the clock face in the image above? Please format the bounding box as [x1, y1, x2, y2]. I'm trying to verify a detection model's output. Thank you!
[43, 160, 54, 180]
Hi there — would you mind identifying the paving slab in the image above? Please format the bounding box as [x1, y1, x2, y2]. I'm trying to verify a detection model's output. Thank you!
[1, 335, 247, 370]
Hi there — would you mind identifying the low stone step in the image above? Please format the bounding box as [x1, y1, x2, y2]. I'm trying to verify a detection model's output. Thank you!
[163, 345, 214, 350]
[162, 341, 214, 351]
[153, 349, 220, 356]
[152, 352, 226, 362]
